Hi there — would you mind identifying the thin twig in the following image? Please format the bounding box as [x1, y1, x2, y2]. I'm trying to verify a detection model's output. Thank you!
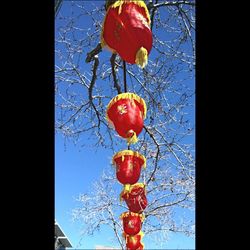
[153, 1, 195, 8]
[145, 191, 190, 217]
[144, 125, 160, 185]
[149, 0, 195, 30]
[58, 102, 89, 129]
[107, 208, 124, 250]
[86, 43, 102, 63]
[110, 53, 122, 94]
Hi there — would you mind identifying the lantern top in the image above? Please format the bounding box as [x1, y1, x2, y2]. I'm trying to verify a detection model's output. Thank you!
[112, 150, 146, 168]
[120, 182, 146, 200]
[101, 0, 151, 50]
[106, 92, 147, 120]
[129, 182, 145, 190]
[120, 211, 145, 221]
[108, 0, 151, 25]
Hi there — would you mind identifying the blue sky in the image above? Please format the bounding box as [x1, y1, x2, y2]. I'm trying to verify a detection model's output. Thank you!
[55, 134, 195, 249]
[55, 1, 195, 249]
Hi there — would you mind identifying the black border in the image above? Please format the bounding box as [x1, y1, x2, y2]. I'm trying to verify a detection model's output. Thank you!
[5, 1, 55, 249]
[6, 0, 240, 249]
[195, 0, 241, 249]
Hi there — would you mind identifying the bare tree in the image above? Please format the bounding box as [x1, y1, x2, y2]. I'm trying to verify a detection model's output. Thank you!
[55, 0, 195, 248]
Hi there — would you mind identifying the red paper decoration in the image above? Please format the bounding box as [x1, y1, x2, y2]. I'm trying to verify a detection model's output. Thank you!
[106, 93, 147, 144]
[123, 231, 144, 250]
[120, 183, 148, 213]
[101, 0, 152, 68]
[113, 150, 146, 186]
[120, 211, 144, 236]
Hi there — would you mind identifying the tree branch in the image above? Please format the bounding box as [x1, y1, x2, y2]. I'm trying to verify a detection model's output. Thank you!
[123, 60, 127, 92]
[110, 53, 122, 94]
[149, 0, 159, 30]
[107, 208, 124, 250]
[86, 43, 102, 63]
[143, 125, 160, 185]
[153, 0, 195, 9]
[57, 102, 89, 129]
[145, 191, 190, 217]
[88, 55, 101, 128]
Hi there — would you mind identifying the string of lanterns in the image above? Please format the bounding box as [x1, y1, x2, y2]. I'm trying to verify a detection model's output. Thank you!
[102, 1, 153, 249]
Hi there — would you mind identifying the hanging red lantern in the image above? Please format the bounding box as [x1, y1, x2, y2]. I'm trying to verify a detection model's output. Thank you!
[106, 93, 147, 144]
[120, 183, 147, 213]
[123, 231, 144, 250]
[134, 244, 144, 250]
[120, 211, 144, 236]
[101, 0, 153, 68]
[113, 150, 146, 188]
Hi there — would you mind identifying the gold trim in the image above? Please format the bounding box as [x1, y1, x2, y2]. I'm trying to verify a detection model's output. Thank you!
[124, 183, 131, 192]
[120, 211, 145, 221]
[129, 182, 145, 190]
[112, 150, 146, 168]
[110, 0, 151, 25]
[123, 230, 144, 239]
[120, 182, 146, 200]
[106, 93, 147, 123]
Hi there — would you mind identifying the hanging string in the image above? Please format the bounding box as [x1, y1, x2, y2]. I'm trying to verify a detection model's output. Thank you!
[123, 60, 127, 93]
[123, 60, 130, 150]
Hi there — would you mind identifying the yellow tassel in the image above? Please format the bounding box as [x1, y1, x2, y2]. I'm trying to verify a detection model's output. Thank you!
[124, 183, 131, 192]
[135, 47, 148, 68]
[131, 235, 136, 244]
[120, 183, 131, 201]
[127, 131, 138, 145]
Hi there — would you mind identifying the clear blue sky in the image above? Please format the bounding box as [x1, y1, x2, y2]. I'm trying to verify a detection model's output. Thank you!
[55, 134, 195, 249]
[55, 1, 195, 249]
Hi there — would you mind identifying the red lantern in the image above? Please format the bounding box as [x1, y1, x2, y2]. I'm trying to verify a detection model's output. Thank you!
[113, 150, 146, 187]
[134, 243, 144, 250]
[106, 93, 147, 144]
[121, 183, 147, 213]
[101, 0, 152, 68]
[123, 231, 144, 250]
[120, 211, 144, 236]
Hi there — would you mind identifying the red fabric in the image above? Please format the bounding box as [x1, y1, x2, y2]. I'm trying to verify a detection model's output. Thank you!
[121, 185, 147, 213]
[107, 98, 144, 139]
[124, 233, 143, 250]
[134, 244, 144, 250]
[103, 2, 152, 64]
[134, 243, 144, 250]
[114, 155, 144, 185]
[122, 212, 143, 235]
